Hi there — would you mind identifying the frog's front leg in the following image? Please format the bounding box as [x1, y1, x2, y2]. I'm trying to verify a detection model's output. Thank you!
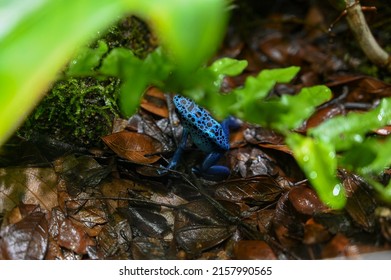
[193, 151, 230, 180]
[159, 129, 189, 174]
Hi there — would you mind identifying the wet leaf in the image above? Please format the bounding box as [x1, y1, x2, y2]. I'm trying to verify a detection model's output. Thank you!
[214, 176, 284, 205]
[54, 155, 111, 196]
[127, 113, 174, 151]
[71, 205, 108, 230]
[303, 104, 345, 131]
[230, 147, 280, 177]
[0, 167, 58, 212]
[119, 206, 170, 238]
[176, 199, 240, 227]
[233, 240, 277, 260]
[210, 57, 248, 77]
[257, 209, 275, 235]
[176, 224, 236, 254]
[342, 174, 376, 231]
[131, 237, 167, 260]
[288, 185, 328, 215]
[56, 216, 95, 255]
[273, 192, 303, 247]
[97, 219, 132, 259]
[0, 211, 48, 260]
[102, 131, 162, 164]
[140, 87, 169, 118]
[233, 66, 300, 110]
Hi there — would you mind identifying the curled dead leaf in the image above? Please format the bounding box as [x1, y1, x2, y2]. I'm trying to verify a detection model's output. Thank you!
[102, 131, 162, 164]
[140, 87, 169, 118]
[0, 211, 48, 260]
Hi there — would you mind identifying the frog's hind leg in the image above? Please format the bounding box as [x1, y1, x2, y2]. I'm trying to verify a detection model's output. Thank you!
[193, 151, 230, 180]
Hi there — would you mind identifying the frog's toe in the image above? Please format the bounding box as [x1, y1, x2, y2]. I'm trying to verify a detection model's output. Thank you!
[192, 165, 230, 181]
[157, 165, 169, 175]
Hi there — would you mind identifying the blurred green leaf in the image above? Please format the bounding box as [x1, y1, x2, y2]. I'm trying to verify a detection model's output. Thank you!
[0, 0, 124, 146]
[66, 40, 109, 76]
[286, 133, 346, 209]
[233, 66, 300, 110]
[130, 0, 228, 72]
[99, 47, 174, 116]
[309, 97, 391, 150]
[0, 0, 228, 146]
[341, 137, 391, 175]
[244, 85, 332, 131]
[209, 58, 248, 76]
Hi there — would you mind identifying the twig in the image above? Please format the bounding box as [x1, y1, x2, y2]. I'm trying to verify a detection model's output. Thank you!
[344, 0, 391, 71]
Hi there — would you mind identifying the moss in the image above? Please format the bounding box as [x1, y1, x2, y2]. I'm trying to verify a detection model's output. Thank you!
[19, 77, 120, 147]
[18, 15, 157, 148]
[103, 15, 157, 58]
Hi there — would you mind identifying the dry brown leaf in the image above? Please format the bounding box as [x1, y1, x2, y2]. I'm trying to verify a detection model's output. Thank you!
[140, 87, 169, 118]
[102, 131, 162, 164]
[0, 167, 58, 212]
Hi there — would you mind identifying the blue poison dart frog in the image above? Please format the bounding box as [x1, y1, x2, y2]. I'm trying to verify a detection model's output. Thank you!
[162, 95, 240, 180]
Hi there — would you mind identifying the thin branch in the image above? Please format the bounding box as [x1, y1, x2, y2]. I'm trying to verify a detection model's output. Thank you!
[344, 0, 391, 71]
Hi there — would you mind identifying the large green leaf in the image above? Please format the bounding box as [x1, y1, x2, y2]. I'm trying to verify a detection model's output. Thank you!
[0, 0, 228, 146]
[309, 97, 391, 150]
[286, 133, 346, 209]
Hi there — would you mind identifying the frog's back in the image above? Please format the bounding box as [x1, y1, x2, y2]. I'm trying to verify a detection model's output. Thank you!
[173, 95, 229, 153]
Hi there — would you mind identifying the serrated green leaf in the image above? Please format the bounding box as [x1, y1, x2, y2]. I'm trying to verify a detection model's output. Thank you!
[66, 40, 108, 76]
[309, 97, 391, 150]
[341, 136, 391, 175]
[246, 85, 331, 131]
[286, 133, 346, 209]
[99, 48, 142, 77]
[209, 58, 248, 76]
[233, 66, 300, 109]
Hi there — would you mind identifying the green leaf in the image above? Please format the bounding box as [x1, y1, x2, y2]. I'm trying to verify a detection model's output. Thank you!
[99, 48, 142, 77]
[66, 40, 109, 76]
[0, 0, 124, 146]
[245, 85, 332, 131]
[341, 136, 391, 175]
[131, 0, 228, 72]
[99, 48, 147, 116]
[209, 58, 248, 76]
[234, 66, 300, 108]
[309, 97, 391, 150]
[0, 0, 228, 146]
[277, 85, 332, 130]
[286, 133, 346, 209]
